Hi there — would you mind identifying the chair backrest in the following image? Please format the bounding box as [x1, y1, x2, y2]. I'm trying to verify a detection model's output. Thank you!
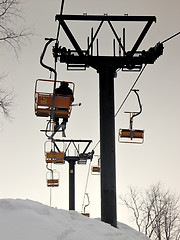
[45, 151, 64, 164]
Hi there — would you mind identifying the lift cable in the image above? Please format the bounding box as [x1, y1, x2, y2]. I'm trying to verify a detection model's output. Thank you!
[161, 31, 180, 44]
[51, 0, 65, 119]
[54, 0, 65, 66]
[92, 140, 100, 151]
[114, 64, 147, 118]
[56, 0, 65, 42]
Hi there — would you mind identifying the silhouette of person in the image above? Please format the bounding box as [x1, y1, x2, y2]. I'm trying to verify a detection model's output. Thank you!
[54, 82, 74, 130]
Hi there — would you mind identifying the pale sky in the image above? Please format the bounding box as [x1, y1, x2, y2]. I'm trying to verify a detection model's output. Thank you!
[0, 0, 180, 227]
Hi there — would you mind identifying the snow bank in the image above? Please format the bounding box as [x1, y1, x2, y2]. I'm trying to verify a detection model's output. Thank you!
[0, 199, 150, 240]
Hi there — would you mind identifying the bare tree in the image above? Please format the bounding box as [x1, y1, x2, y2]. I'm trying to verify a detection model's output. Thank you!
[0, 77, 14, 119]
[120, 183, 180, 240]
[0, 0, 31, 119]
[0, 0, 31, 55]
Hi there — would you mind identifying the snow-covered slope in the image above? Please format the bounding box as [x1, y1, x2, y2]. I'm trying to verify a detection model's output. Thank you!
[0, 199, 150, 240]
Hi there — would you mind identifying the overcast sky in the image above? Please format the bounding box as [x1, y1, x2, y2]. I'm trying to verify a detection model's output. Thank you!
[0, 0, 180, 227]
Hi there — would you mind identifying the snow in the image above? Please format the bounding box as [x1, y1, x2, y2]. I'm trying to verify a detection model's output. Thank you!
[0, 199, 150, 240]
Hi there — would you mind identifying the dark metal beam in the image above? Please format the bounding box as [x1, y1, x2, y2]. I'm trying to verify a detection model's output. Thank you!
[56, 14, 156, 22]
[54, 139, 92, 143]
[130, 19, 155, 56]
[69, 160, 75, 210]
[59, 19, 84, 56]
[86, 20, 104, 55]
[99, 66, 117, 228]
[107, 20, 126, 55]
[60, 52, 160, 70]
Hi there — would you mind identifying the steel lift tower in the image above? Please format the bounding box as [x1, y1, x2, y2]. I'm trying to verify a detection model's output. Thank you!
[54, 14, 163, 227]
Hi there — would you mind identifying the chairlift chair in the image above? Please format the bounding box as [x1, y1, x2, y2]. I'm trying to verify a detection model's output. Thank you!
[119, 128, 144, 144]
[91, 157, 101, 175]
[77, 159, 87, 164]
[44, 140, 65, 164]
[81, 212, 90, 217]
[46, 170, 60, 187]
[118, 90, 144, 144]
[81, 193, 90, 217]
[34, 79, 75, 118]
[47, 179, 59, 187]
[45, 151, 64, 164]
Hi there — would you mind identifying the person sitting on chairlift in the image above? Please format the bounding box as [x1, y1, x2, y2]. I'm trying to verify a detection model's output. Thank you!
[54, 82, 74, 130]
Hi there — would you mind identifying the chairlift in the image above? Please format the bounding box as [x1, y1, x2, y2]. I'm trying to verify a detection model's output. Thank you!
[91, 157, 101, 175]
[34, 79, 75, 118]
[45, 151, 64, 164]
[92, 166, 101, 173]
[44, 140, 65, 164]
[46, 170, 59, 187]
[81, 212, 90, 217]
[119, 89, 144, 144]
[119, 128, 144, 143]
[81, 193, 90, 217]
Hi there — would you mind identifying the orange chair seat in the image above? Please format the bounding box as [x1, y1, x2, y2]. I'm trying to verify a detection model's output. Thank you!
[92, 166, 101, 172]
[47, 179, 59, 187]
[81, 213, 90, 217]
[120, 129, 144, 139]
[35, 93, 72, 118]
[45, 152, 64, 164]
